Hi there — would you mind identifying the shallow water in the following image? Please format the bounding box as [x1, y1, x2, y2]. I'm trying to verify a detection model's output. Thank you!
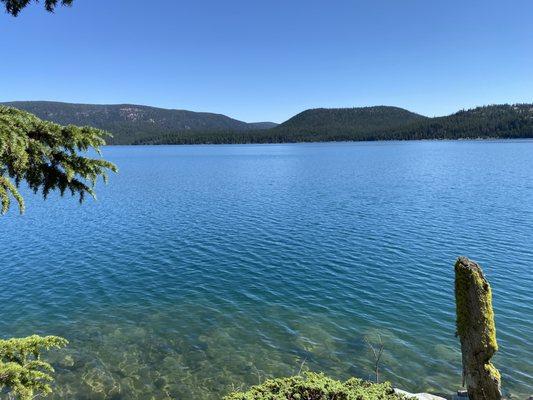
[1, 141, 532, 399]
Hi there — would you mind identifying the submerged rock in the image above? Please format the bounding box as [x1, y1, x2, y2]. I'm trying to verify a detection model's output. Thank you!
[59, 354, 75, 368]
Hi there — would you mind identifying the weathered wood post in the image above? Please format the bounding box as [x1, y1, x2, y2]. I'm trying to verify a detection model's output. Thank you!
[454, 257, 502, 400]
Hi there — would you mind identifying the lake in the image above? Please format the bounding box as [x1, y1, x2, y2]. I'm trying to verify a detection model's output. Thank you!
[1, 141, 531, 399]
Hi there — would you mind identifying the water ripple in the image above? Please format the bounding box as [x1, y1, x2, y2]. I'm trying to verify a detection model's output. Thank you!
[0, 141, 531, 399]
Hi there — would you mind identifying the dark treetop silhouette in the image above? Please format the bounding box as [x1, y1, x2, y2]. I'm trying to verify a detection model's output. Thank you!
[2, 0, 72, 16]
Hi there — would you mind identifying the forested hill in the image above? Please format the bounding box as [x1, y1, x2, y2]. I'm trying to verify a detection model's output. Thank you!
[274, 106, 426, 138]
[0, 101, 278, 144]
[380, 104, 533, 140]
[132, 104, 533, 144]
[3, 101, 533, 144]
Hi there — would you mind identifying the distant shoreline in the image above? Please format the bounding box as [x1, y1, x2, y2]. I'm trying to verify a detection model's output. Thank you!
[3, 101, 533, 145]
[111, 136, 533, 146]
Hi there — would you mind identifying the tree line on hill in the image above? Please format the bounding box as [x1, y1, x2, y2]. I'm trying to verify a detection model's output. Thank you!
[133, 104, 533, 145]
[2, 102, 532, 145]
[0, 101, 277, 145]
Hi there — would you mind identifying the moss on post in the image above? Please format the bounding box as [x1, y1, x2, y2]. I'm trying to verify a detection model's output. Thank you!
[454, 257, 502, 400]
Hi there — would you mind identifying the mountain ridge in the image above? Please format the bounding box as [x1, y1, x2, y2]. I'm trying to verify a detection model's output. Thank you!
[0, 101, 278, 144]
[2, 101, 533, 145]
[131, 103, 533, 144]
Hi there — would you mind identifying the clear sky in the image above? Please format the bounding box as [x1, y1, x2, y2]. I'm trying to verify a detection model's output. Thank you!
[1, 0, 532, 123]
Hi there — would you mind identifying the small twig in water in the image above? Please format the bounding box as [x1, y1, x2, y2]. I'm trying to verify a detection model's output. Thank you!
[364, 334, 384, 383]
[297, 357, 307, 376]
[251, 365, 263, 385]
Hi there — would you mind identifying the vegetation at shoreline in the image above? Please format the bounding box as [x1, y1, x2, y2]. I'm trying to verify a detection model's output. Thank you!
[0, 336, 68, 400]
[0, 102, 277, 145]
[381, 104, 533, 141]
[224, 372, 405, 400]
[4, 101, 533, 145]
[135, 104, 533, 144]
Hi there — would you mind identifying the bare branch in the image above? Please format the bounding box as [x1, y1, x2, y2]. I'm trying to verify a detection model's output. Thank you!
[364, 334, 385, 383]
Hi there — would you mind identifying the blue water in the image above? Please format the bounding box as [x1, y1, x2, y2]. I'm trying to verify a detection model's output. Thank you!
[1, 141, 532, 399]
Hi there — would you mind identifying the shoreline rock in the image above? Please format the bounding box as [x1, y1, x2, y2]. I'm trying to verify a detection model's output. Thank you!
[394, 388, 448, 400]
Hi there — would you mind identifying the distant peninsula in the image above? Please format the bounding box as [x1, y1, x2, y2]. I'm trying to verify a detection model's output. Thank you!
[2, 101, 532, 145]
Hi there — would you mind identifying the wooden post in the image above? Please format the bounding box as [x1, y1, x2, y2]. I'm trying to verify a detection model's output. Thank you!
[454, 257, 502, 400]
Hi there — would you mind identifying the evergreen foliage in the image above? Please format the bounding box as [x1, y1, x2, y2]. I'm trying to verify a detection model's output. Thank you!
[5, 101, 533, 145]
[1, 0, 72, 16]
[381, 104, 533, 141]
[0, 106, 114, 398]
[224, 372, 405, 400]
[0, 106, 117, 214]
[134, 104, 533, 144]
[0, 335, 68, 400]
[0, 101, 276, 145]
[277, 106, 425, 137]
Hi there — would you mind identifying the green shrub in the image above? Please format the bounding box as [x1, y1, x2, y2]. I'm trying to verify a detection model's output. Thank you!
[0, 335, 68, 400]
[224, 372, 405, 400]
